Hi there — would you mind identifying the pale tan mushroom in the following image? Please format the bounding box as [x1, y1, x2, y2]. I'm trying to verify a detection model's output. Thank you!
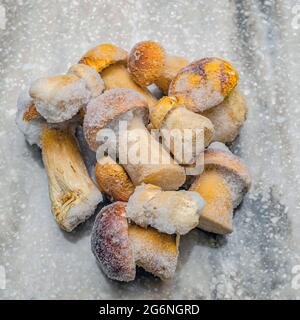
[190, 144, 251, 234]
[83, 88, 186, 191]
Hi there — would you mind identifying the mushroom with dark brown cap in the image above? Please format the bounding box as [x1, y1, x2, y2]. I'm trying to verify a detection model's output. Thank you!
[169, 57, 239, 113]
[91, 201, 179, 281]
[83, 88, 186, 191]
[128, 40, 189, 94]
[79, 43, 156, 106]
[190, 142, 251, 234]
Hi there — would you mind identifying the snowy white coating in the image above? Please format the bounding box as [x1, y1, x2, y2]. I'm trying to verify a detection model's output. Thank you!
[126, 184, 204, 235]
[67, 63, 104, 98]
[2, 0, 300, 300]
[171, 74, 224, 112]
[83, 88, 148, 151]
[61, 185, 103, 232]
[30, 75, 91, 123]
[15, 89, 46, 147]
[208, 142, 231, 154]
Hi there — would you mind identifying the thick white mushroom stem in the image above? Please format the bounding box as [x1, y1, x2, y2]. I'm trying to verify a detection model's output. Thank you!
[161, 107, 214, 164]
[41, 127, 102, 232]
[120, 115, 186, 191]
[101, 62, 156, 106]
[126, 184, 205, 235]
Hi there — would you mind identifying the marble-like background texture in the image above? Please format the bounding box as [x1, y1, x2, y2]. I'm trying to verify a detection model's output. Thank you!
[0, 0, 300, 299]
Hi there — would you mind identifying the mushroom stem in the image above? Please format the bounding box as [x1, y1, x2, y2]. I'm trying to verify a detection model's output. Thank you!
[190, 169, 234, 234]
[41, 127, 102, 232]
[101, 62, 156, 106]
[126, 184, 205, 235]
[128, 224, 179, 280]
[120, 115, 186, 191]
[155, 55, 189, 94]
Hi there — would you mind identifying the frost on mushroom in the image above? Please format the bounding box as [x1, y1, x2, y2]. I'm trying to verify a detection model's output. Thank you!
[91, 202, 179, 282]
[83, 88, 186, 191]
[80, 43, 156, 106]
[29, 64, 104, 123]
[190, 145, 251, 234]
[16, 89, 46, 147]
[16, 90, 103, 232]
[128, 41, 189, 94]
[126, 184, 205, 235]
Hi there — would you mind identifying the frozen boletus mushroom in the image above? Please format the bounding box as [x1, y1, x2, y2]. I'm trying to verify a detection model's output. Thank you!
[29, 64, 104, 123]
[169, 57, 239, 113]
[91, 202, 136, 282]
[126, 184, 205, 235]
[91, 202, 179, 281]
[128, 223, 179, 280]
[16, 90, 46, 147]
[16, 93, 103, 232]
[83, 88, 186, 190]
[201, 88, 248, 143]
[80, 43, 156, 106]
[128, 40, 189, 94]
[150, 96, 214, 164]
[67, 63, 105, 99]
[79, 43, 128, 72]
[190, 143, 251, 234]
[95, 155, 135, 202]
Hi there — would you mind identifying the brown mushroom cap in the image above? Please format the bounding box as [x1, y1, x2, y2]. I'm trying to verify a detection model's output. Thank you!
[91, 202, 136, 282]
[83, 88, 149, 152]
[79, 43, 128, 73]
[169, 57, 239, 113]
[95, 156, 134, 202]
[128, 41, 165, 87]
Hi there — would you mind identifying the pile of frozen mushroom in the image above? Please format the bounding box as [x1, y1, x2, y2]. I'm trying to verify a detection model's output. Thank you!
[16, 41, 251, 282]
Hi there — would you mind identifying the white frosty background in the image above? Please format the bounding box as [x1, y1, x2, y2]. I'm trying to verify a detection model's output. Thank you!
[0, 0, 300, 299]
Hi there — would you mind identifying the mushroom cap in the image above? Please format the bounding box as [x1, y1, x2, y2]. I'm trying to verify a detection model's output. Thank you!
[149, 96, 184, 129]
[204, 147, 251, 207]
[91, 202, 136, 282]
[83, 88, 149, 152]
[95, 156, 134, 202]
[169, 57, 239, 113]
[128, 41, 165, 87]
[29, 74, 92, 123]
[201, 88, 248, 143]
[79, 43, 128, 73]
[16, 90, 46, 147]
[67, 63, 104, 98]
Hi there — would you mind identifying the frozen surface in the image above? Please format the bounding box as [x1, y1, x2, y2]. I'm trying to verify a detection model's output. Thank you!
[1, 0, 300, 299]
